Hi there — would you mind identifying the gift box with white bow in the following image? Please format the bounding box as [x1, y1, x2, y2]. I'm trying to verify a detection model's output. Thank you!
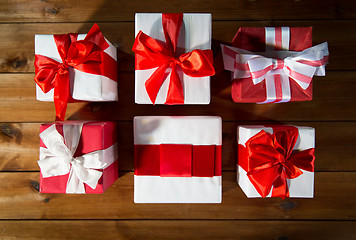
[221, 27, 329, 103]
[38, 121, 118, 194]
[133, 13, 215, 105]
[237, 125, 315, 198]
[134, 116, 222, 203]
[34, 23, 118, 120]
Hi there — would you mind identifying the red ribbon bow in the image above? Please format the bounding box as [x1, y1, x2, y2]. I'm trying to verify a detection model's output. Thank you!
[34, 24, 110, 121]
[132, 13, 215, 104]
[245, 127, 314, 199]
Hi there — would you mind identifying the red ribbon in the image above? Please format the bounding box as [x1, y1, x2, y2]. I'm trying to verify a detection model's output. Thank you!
[34, 24, 116, 121]
[241, 127, 314, 199]
[135, 144, 222, 177]
[132, 13, 215, 104]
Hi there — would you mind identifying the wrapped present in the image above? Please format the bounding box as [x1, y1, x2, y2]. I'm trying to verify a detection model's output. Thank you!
[34, 23, 118, 120]
[134, 116, 222, 203]
[132, 13, 215, 105]
[221, 27, 329, 103]
[237, 125, 315, 198]
[38, 121, 118, 194]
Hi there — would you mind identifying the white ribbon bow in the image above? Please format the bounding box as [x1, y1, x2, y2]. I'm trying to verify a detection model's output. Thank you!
[38, 124, 115, 193]
[221, 42, 329, 103]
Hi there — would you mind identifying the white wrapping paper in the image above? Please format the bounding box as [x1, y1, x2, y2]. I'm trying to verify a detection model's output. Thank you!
[134, 116, 222, 203]
[237, 125, 315, 198]
[134, 13, 212, 104]
[35, 34, 118, 102]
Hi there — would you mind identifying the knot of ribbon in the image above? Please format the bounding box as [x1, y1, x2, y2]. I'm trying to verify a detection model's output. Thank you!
[38, 124, 111, 194]
[132, 13, 215, 104]
[245, 127, 315, 198]
[272, 59, 284, 70]
[221, 42, 329, 103]
[34, 24, 109, 120]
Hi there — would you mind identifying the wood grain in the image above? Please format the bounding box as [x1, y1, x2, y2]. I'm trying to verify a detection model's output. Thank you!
[0, 20, 354, 73]
[0, 220, 355, 240]
[0, 0, 355, 238]
[0, 71, 355, 122]
[0, 0, 355, 23]
[0, 121, 355, 172]
[0, 172, 355, 220]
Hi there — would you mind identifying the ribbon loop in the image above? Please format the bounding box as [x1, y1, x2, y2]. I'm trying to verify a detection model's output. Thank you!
[245, 127, 315, 198]
[133, 13, 215, 104]
[34, 24, 109, 120]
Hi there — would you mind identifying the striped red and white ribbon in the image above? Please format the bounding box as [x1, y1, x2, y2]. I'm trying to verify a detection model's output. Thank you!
[265, 27, 290, 51]
[222, 27, 329, 103]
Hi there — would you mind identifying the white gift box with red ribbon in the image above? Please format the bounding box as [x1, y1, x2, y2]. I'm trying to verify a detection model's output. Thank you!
[237, 125, 315, 198]
[134, 13, 212, 104]
[134, 116, 222, 203]
[35, 34, 118, 102]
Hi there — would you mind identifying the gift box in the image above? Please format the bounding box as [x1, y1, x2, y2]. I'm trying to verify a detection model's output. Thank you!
[237, 125, 315, 198]
[38, 121, 118, 194]
[34, 23, 118, 120]
[134, 116, 222, 203]
[133, 13, 215, 105]
[221, 27, 329, 103]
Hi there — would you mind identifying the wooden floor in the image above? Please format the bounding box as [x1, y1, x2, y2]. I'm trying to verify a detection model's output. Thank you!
[0, 0, 356, 239]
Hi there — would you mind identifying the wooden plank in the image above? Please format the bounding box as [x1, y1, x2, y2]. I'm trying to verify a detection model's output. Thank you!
[0, 220, 354, 240]
[0, 71, 355, 122]
[0, 172, 355, 220]
[1, 121, 355, 172]
[0, 0, 355, 23]
[0, 20, 354, 73]
[0, 1, 353, 239]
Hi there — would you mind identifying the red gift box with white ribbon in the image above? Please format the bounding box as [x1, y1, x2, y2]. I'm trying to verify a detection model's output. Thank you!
[34, 24, 118, 120]
[237, 125, 315, 198]
[38, 121, 118, 194]
[134, 116, 222, 203]
[221, 27, 329, 103]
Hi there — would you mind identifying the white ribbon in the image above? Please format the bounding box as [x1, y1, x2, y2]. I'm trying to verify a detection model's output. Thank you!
[221, 42, 329, 103]
[38, 123, 117, 194]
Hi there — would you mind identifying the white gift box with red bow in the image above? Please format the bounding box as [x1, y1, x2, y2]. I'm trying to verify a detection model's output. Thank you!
[35, 33, 118, 102]
[134, 13, 212, 104]
[237, 125, 315, 198]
